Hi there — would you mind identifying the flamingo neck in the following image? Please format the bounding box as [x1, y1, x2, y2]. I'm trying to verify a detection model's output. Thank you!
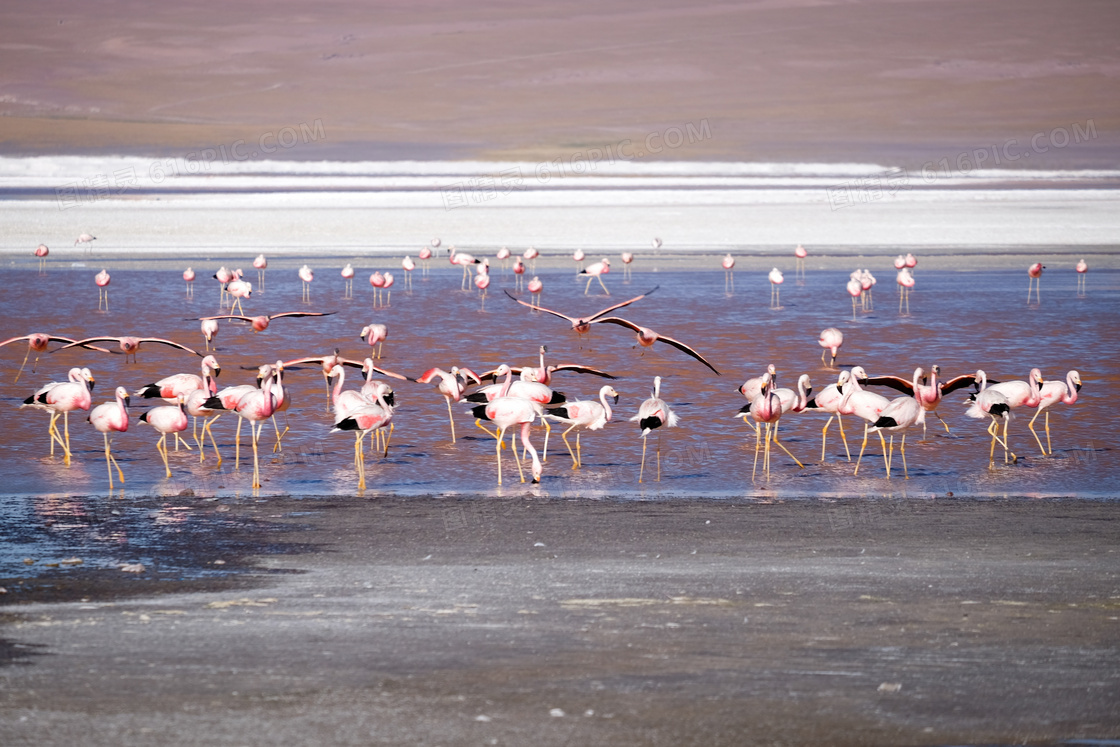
[600, 389, 614, 421]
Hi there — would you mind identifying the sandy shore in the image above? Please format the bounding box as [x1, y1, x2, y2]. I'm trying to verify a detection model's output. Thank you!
[2, 496, 1118, 746]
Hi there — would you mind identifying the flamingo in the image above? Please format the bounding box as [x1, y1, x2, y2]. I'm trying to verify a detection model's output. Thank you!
[332, 389, 395, 489]
[183, 267, 195, 297]
[505, 287, 657, 341]
[621, 251, 634, 281]
[468, 365, 543, 485]
[894, 255, 906, 271]
[594, 317, 720, 374]
[866, 374, 925, 479]
[969, 367, 1045, 455]
[1, 333, 105, 383]
[573, 248, 586, 274]
[327, 364, 372, 422]
[738, 363, 778, 420]
[905, 253, 917, 271]
[548, 385, 619, 469]
[861, 365, 979, 437]
[199, 311, 334, 334]
[281, 351, 365, 411]
[846, 277, 862, 319]
[75, 232, 96, 251]
[88, 386, 130, 489]
[523, 246, 539, 274]
[450, 251, 480, 290]
[419, 246, 432, 277]
[897, 268, 915, 314]
[233, 366, 283, 488]
[839, 366, 891, 476]
[35, 243, 49, 273]
[22, 366, 94, 463]
[200, 318, 218, 351]
[360, 323, 388, 359]
[965, 371, 1016, 468]
[341, 263, 355, 298]
[299, 265, 314, 302]
[475, 269, 491, 310]
[768, 268, 784, 308]
[1027, 369, 1081, 455]
[1027, 262, 1044, 304]
[480, 346, 616, 388]
[203, 363, 272, 467]
[804, 369, 853, 462]
[512, 258, 526, 291]
[139, 397, 189, 479]
[527, 276, 543, 307]
[818, 328, 843, 368]
[739, 373, 801, 480]
[722, 254, 735, 292]
[184, 361, 223, 464]
[415, 365, 482, 443]
[630, 376, 678, 483]
[214, 266, 233, 307]
[652, 237, 662, 249]
[369, 270, 385, 306]
[95, 269, 111, 310]
[382, 271, 394, 306]
[579, 258, 611, 295]
[58, 335, 200, 363]
[135, 354, 221, 402]
[859, 269, 875, 310]
[794, 243, 807, 280]
[253, 253, 267, 290]
[1076, 258, 1088, 295]
[401, 256, 415, 291]
[226, 277, 252, 315]
[496, 246, 511, 273]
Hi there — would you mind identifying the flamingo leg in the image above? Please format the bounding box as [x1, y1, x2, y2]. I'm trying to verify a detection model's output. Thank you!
[355, 432, 366, 490]
[597, 275, 610, 295]
[935, 410, 951, 433]
[879, 432, 891, 478]
[446, 396, 456, 443]
[836, 413, 851, 461]
[475, 418, 500, 440]
[584, 276, 594, 295]
[14, 347, 34, 383]
[251, 421, 262, 488]
[235, 416, 243, 469]
[63, 411, 72, 466]
[987, 417, 1000, 468]
[271, 415, 288, 453]
[639, 436, 648, 483]
[204, 415, 222, 465]
[561, 424, 579, 468]
[174, 432, 193, 452]
[821, 415, 833, 462]
[495, 426, 506, 485]
[1045, 411, 1052, 454]
[656, 432, 662, 482]
[540, 416, 551, 462]
[576, 432, 582, 468]
[1026, 408, 1048, 456]
[752, 421, 762, 480]
[382, 423, 393, 458]
[900, 433, 909, 479]
[771, 428, 803, 468]
[854, 423, 871, 475]
[158, 433, 172, 478]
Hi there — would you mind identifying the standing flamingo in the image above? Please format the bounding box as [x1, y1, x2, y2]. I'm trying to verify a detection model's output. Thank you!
[1, 333, 103, 383]
[496, 246, 511, 273]
[794, 243, 807, 280]
[527, 276, 543, 306]
[475, 269, 491, 310]
[859, 269, 876, 310]
[401, 256, 415, 290]
[75, 232, 97, 251]
[226, 277, 252, 315]
[621, 251, 634, 281]
[299, 265, 314, 302]
[184, 361, 223, 464]
[965, 370, 1016, 467]
[897, 268, 915, 314]
[630, 376, 678, 482]
[22, 366, 94, 463]
[382, 271, 394, 306]
[233, 366, 283, 488]
[1027, 370, 1081, 455]
[139, 397, 189, 479]
[804, 369, 852, 462]
[203, 363, 270, 467]
[341, 264, 355, 298]
[214, 266, 233, 307]
[1027, 262, 1044, 304]
[369, 270, 385, 306]
[450, 251, 480, 290]
[332, 390, 395, 489]
[846, 277, 862, 319]
[572, 248, 585, 274]
[87, 386, 130, 489]
[722, 254, 735, 292]
[894, 255, 906, 272]
[469, 365, 543, 485]
[866, 377, 925, 479]
[547, 385, 619, 468]
[905, 253, 917, 272]
[974, 368, 1045, 455]
[1076, 258, 1088, 295]
[419, 246, 432, 277]
[360, 323, 388, 359]
[579, 258, 612, 295]
[839, 366, 891, 476]
[861, 365, 979, 437]
[415, 365, 482, 443]
[768, 268, 784, 308]
[253, 253, 267, 290]
[183, 267, 195, 297]
[95, 269, 111, 310]
[818, 328, 843, 368]
[512, 258, 526, 291]
[35, 244, 49, 273]
[523, 246, 539, 274]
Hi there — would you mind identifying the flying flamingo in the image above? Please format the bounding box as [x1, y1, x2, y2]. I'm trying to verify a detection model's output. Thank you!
[1, 333, 105, 383]
[360, 323, 388, 359]
[87, 386, 130, 489]
[579, 258, 611, 295]
[95, 269, 111, 310]
[419, 246, 432, 277]
[846, 277, 862, 319]
[965, 370, 1016, 467]
[573, 248, 585, 274]
[199, 311, 334, 334]
[630, 375, 678, 483]
[480, 345, 616, 388]
[804, 369, 852, 462]
[226, 276, 252, 315]
[35, 243, 48, 273]
[818, 328, 843, 367]
[523, 246, 539, 274]
[496, 246, 511, 273]
[282, 351, 363, 411]
[183, 267, 195, 297]
[860, 365, 979, 437]
[547, 385, 619, 468]
[969, 367, 1045, 455]
[382, 271, 395, 306]
[621, 251, 634, 281]
[475, 269, 491, 310]
[652, 238, 662, 249]
[1027, 369, 1081, 455]
[512, 258, 526, 291]
[1076, 258, 1088, 295]
[866, 375, 925, 479]
[58, 335, 201, 363]
[341, 264, 355, 298]
[527, 276, 543, 306]
[450, 251, 480, 290]
[299, 265, 314, 302]
[253, 253, 267, 290]
[401, 256, 415, 290]
[505, 287, 657, 343]
[1027, 262, 1044, 304]
[468, 364, 543, 485]
[594, 317, 720, 374]
[369, 270, 385, 306]
[139, 397, 189, 479]
[22, 366, 94, 463]
[722, 254, 735, 292]
[75, 232, 96, 251]
[794, 244, 807, 280]
[839, 366, 891, 476]
[332, 389, 395, 489]
[897, 268, 915, 314]
[415, 365, 482, 443]
[768, 268, 784, 308]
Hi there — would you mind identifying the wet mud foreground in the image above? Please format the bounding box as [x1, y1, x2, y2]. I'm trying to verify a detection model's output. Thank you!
[1, 496, 1118, 746]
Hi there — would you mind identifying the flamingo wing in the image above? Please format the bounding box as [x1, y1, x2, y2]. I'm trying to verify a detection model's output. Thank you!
[549, 364, 617, 379]
[137, 338, 203, 356]
[940, 373, 980, 395]
[597, 317, 720, 375]
[266, 312, 336, 321]
[366, 363, 409, 381]
[198, 315, 254, 322]
[415, 367, 449, 384]
[862, 374, 914, 394]
[594, 316, 643, 333]
[55, 337, 127, 353]
[586, 286, 659, 321]
[504, 291, 577, 323]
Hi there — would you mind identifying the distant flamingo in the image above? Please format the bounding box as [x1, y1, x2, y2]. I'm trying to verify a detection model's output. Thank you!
[965, 370, 1016, 467]
[1027, 263, 1044, 304]
[859, 269, 875, 310]
[35, 243, 48, 273]
[579, 258, 612, 295]
[214, 266, 233, 307]
[527, 276, 543, 306]
[183, 267, 195, 297]
[630, 376, 678, 482]
[505, 287, 657, 342]
[226, 277, 252, 315]
[299, 264, 314, 302]
[897, 268, 915, 314]
[341, 263, 355, 298]
[768, 267, 784, 308]
[496, 246, 511, 273]
[573, 248, 585, 274]
[382, 271, 394, 306]
[818, 328, 843, 367]
[401, 256, 415, 290]
[894, 255, 906, 271]
[1028, 369, 1081, 455]
[369, 270, 385, 306]
[1076, 258, 1088, 295]
[75, 232, 96, 251]
[95, 269, 111, 310]
[59, 335, 200, 363]
[905, 253, 917, 271]
[419, 246, 432, 277]
[621, 251, 634, 281]
[415, 365, 482, 443]
[469, 365, 544, 485]
[794, 243, 807, 280]
[475, 270, 491, 310]
[846, 277, 862, 319]
[595, 317, 720, 374]
[512, 258, 526, 291]
[88, 386, 130, 489]
[1, 333, 103, 383]
[360, 323, 388, 359]
[523, 246, 539, 274]
[548, 384, 619, 469]
[22, 366, 94, 463]
[722, 254, 735, 292]
[139, 398, 189, 479]
[199, 311, 334, 334]
[804, 369, 852, 462]
[651, 238, 662, 249]
[450, 251, 480, 290]
[253, 253, 267, 290]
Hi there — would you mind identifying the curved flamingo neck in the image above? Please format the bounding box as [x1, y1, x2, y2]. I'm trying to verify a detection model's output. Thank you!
[498, 367, 514, 398]
[599, 388, 614, 421]
[331, 367, 345, 404]
[1063, 371, 1079, 404]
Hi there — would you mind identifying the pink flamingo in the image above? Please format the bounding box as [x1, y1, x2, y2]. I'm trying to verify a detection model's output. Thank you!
[1076, 258, 1088, 295]
[213, 266, 233, 306]
[621, 251, 634, 281]
[866, 374, 925, 479]
[95, 269, 111, 310]
[202, 363, 271, 466]
[369, 271, 385, 306]
[630, 375, 678, 482]
[505, 287, 657, 341]
[200, 318, 218, 350]
[547, 384, 619, 468]
[1, 333, 105, 383]
[140, 397, 189, 479]
[475, 270, 491, 310]
[804, 369, 852, 462]
[965, 370, 1016, 467]
[579, 258, 612, 295]
[87, 385, 130, 489]
[897, 268, 915, 314]
[332, 389, 395, 489]
[299, 265, 314, 302]
[527, 276, 543, 307]
[360, 323, 388, 359]
[905, 253, 917, 271]
[341, 264, 355, 298]
[327, 364, 370, 422]
[839, 366, 891, 475]
[818, 328, 843, 368]
[740, 372, 800, 480]
[512, 258, 526, 291]
[846, 277, 862, 319]
[894, 255, 906, 271]
[401, 256, 415, 290]
[594, 317, 720, 374]
[233, 366, 283, 488]
[35, 243, 49, 273]
[135, 354, 221, 403]
[183, 267, 195, 298]
[496, 246, 511, 273]
[199, 311, 334, 334]
[768, 267, 784, 308]
[382, 271, 394, 306]
[415, 365, 482, 443]
[450, 251, 480, 290]
[980, 367, 1045, 454]
[573, 248, 585, 274]
[794, 243, 807, 280]
[419, 246, 432, 277]
[253, 253, 267, 290]
[75, 232, 96, 251]
[861, 365, 979, 437]
[59, 335, 200, 363]
[1027, 262, 1044, 304]
[480, 345, 616, 388]
[738, 363, 777, 406]
[22, 366, 94, 463]
[468, 365, 544, 485]
[226, 277, 252, 315]
[523, 246, 539, 274]
[1028, 369, 1081, 455]
[183, 359, 223, 464]
[283, 351, 362, 411]
[859, 269, 875, 310]
[722, 254, 735, 292]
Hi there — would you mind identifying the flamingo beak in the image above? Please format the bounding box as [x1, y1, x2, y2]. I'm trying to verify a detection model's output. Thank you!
[213, 366, 222, 378]
[612, 394, 619, 404]
[123, 396, 131, 408]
